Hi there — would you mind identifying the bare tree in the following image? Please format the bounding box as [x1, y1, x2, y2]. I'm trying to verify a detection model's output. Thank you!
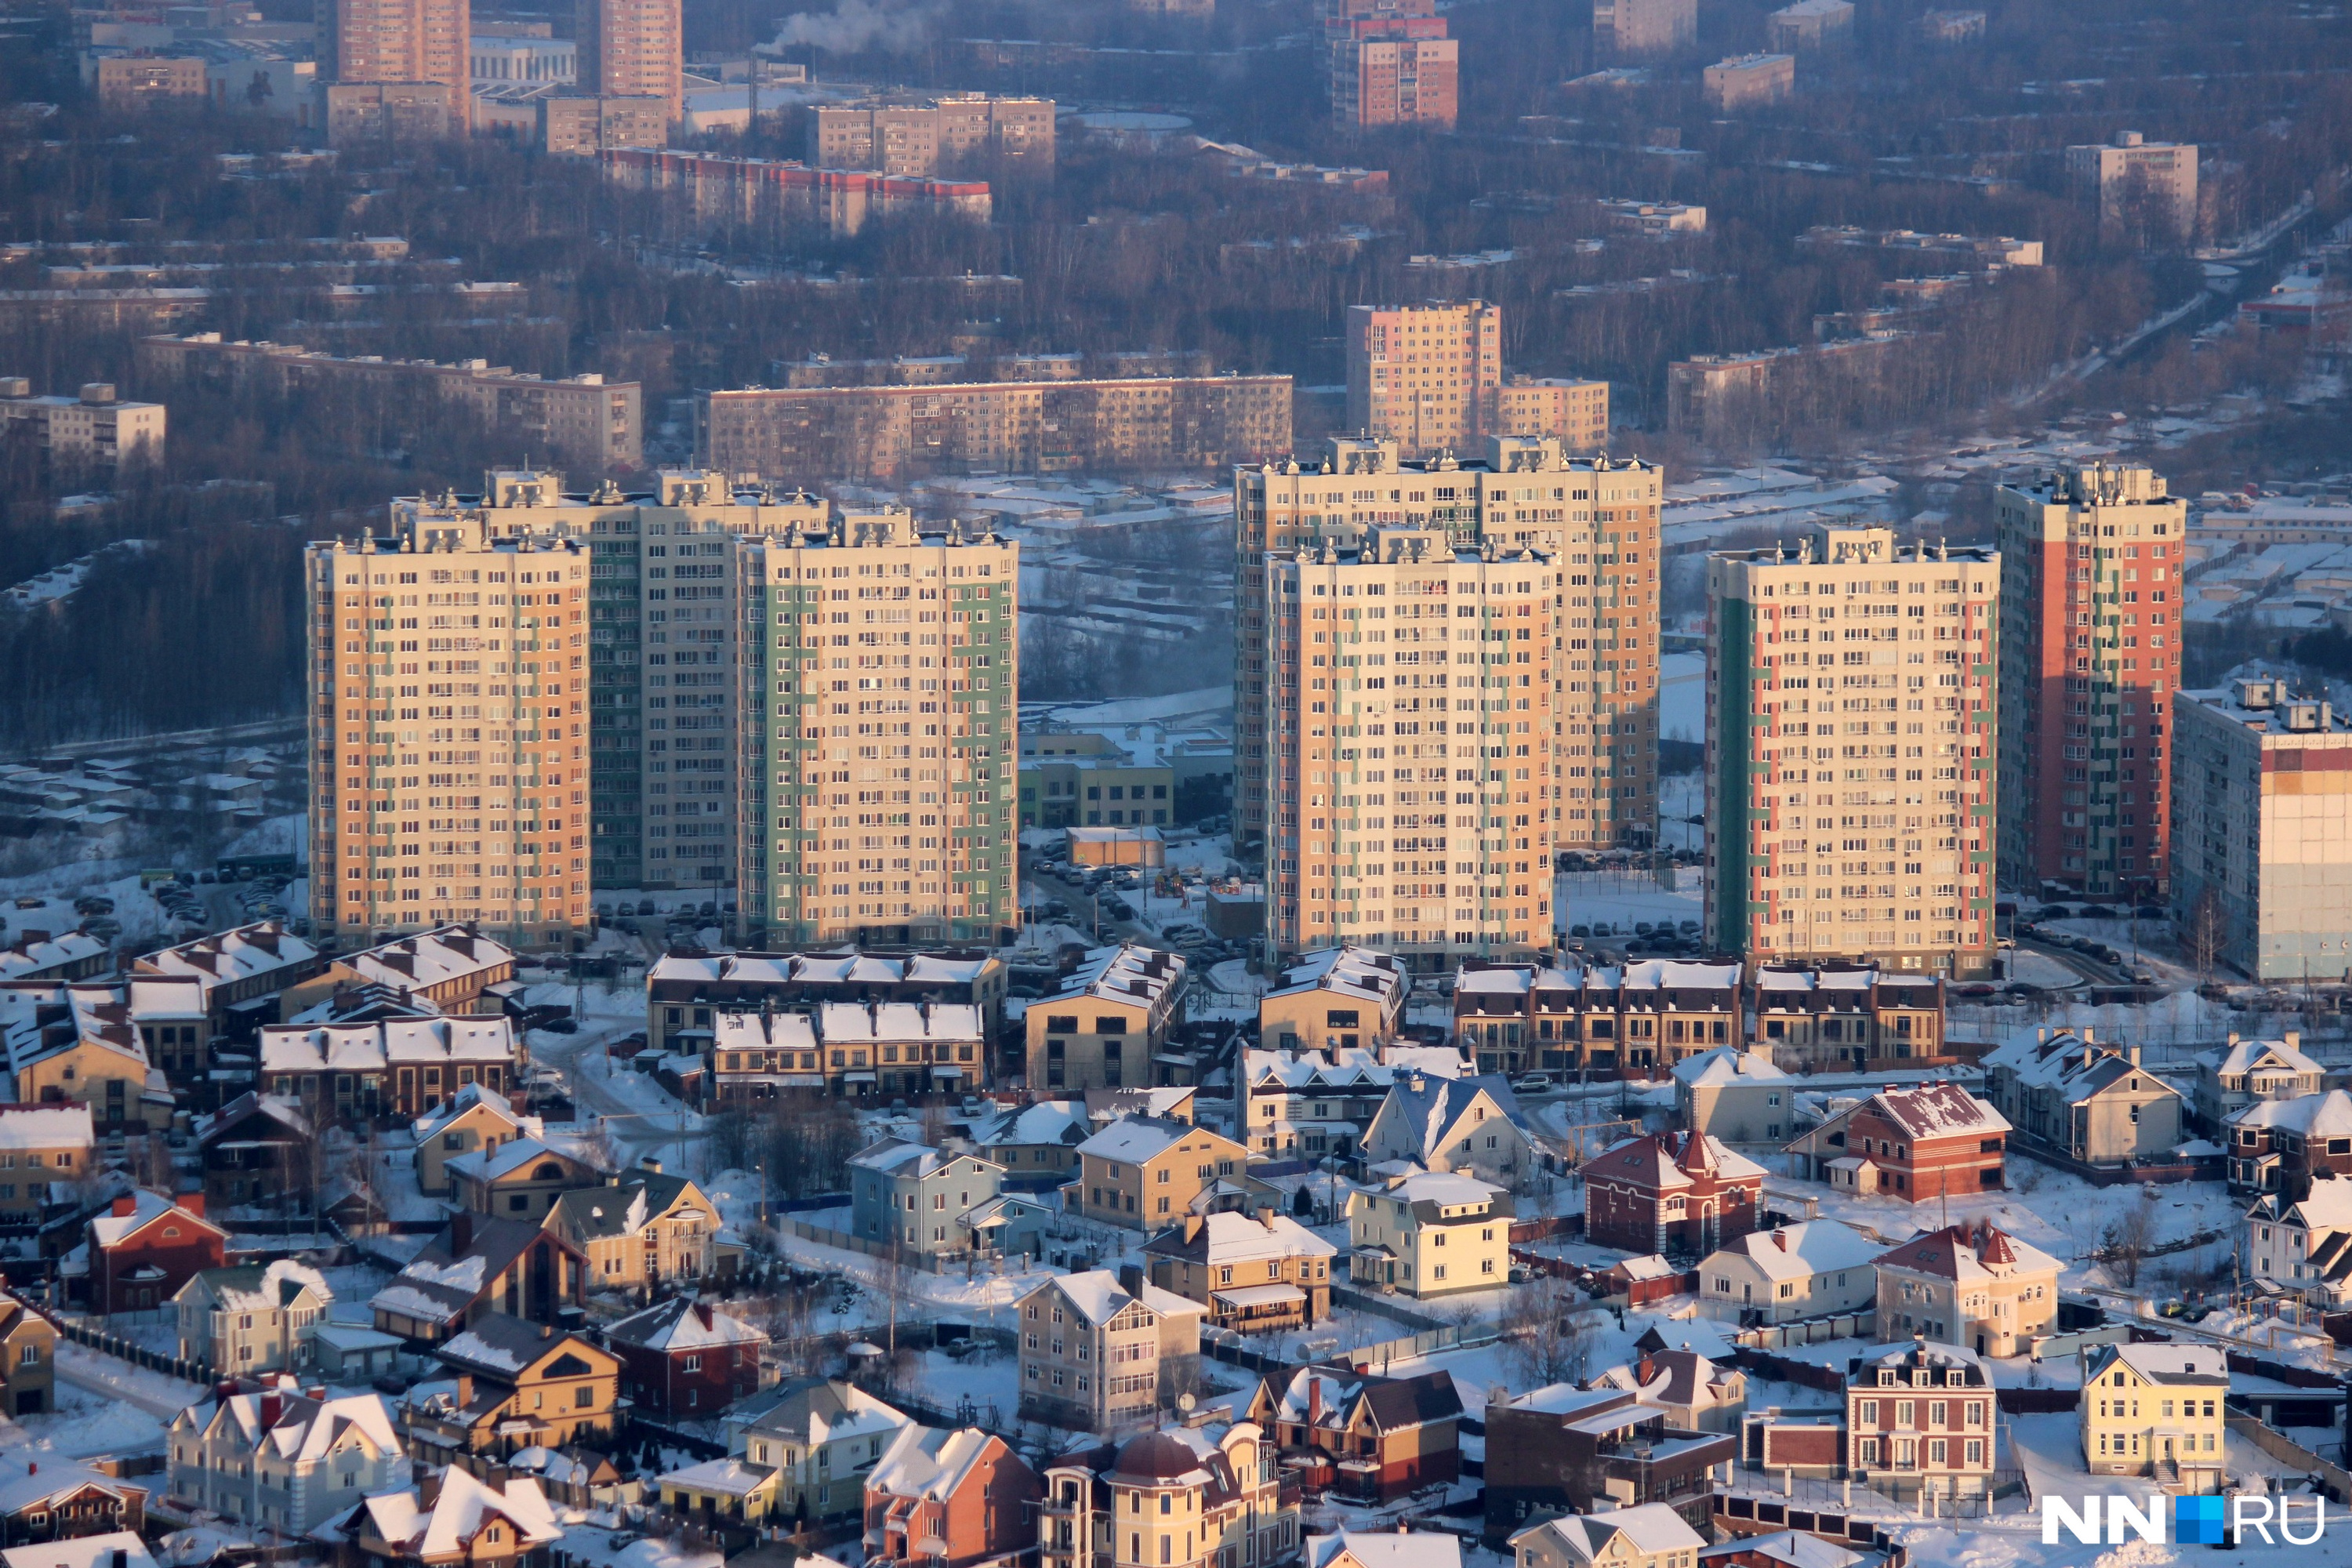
[1501, 1276, 1605, 1386]
[2187, 884, 2228, 985]
[2100, 1186, 2163, 1289]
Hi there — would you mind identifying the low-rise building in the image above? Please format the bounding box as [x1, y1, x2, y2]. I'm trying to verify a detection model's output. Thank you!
[1019, 731, 1175, 830]
[337, 1469, 561, 1568]
[447, 1138, 606, 1221]
[2079, 1341, 2227, 1492]
[1588, 1350, 1746, 1434]
[1242, 1045, 1466, 1162]
[2195, 1034, 2324, 1132]
[1703, 53, 1795, 111]
[646, 949, 1005, 1059]
[259, 1017, 521, 1125]
[1671, 1049, 1791, 1145]
[368, 1214, 586, 1345]
[1750, 967, 1947, 1072]
[1246, 1367, 1464, 1501]
[1345, 1170, 1512, 1298]
[85, 1189, 227, 1315]
[412, 1084, 541, 1197]
[135, 920, 322, 1033]
[1872, 1221, 2060, 1358]
[166, 1380, 405, 1533]
[172, 1260, 332, 1375]
[2227, 1088, 2352, 1192]
[849, 1139, 1021, 1258]
[1307, 1530, 1461, 1568]
[1483, 1385, 1736, 1541]
[816, 1000, 989, 1101]
[284, 925, 518, 1016]
[724, 1377, 917, 1523]
[1511, 1504, 1707, 1568]
[1844, 1341, 1996, 1503]
[1583, 1132, 1765, 1257]
[1766, 0, 1852, 50]
[1598, 200, 1706, 237]
[0, 1104, 93, 1219]
[2243, 1181, 2352, 1302]
[1981, 1028, 2183, 1167]
[1450, 960, 1741, 1077]
[1025, 945, 1189, 1093]
[863, 1425, 1043, 1568]
[604, 1298, 768, 1419]
[1783, 1082, 2009, 1202]
[0, 1290, 54, 1417]
[1036, 1426, 1298, 1568]
[0, 1455, 144, 1538]
[543, 1160, 726, 1291]
[399, 1315, 621, 1462]
[1070, 1118, 1251, 1231]
[0, 378, 166, 467]
[1015, 1269, 1203, 1433]
[1362, 1074, 1535, 1190]
[1142, 1210, 1338, 1332]
[1696, 1219, 1882, 1324]
[196, 1094, 314, 1216]
[1258, 946, 1409, 1055]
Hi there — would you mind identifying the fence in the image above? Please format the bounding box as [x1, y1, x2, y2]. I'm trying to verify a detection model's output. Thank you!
[1727, 1345, 1846, 1393]
[56, 1314, 212, 1386]
[2227, 1416, 2352, 1502]
[782, 1218, 1034, 1278]
[1336, 1321, 1501, 1376]
[1733, 1312, 1875, 1351]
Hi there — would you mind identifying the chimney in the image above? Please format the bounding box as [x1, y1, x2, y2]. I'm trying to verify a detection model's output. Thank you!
[1307, 1374, 1322, 1425]
[641, 1155, 662, 1174]
[1637, 1353, 1655, 1385]
[175, 1192, 205, 1218]
[695, 1302, 713, 1330]
[113, 1550, 127, 1568]
[1183, 1216, 1203, 1244]
[1772, 1229, 1788, 1252]
[111, 1196, 135, 1218]
[452, 1212, 474, 1254]
[455, 1372, 474, 1408]
[2287, 1030, 2302, 1054]
[1261, 1209, 1279, 1232]
[2129, 1045, 2141, 1068]
[260, 1393, 281, 1428]
[541, 1323, 554, 1339]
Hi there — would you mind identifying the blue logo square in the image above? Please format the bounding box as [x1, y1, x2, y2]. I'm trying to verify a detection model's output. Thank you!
[2175, 1494, 2226, 1544]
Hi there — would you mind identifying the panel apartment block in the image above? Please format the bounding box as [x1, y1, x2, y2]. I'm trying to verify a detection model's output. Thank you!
[1592, 0, 1693, 56]
[0, 379, 165, 467]
[319, 0, 472, 126]
[1995, 461, 2184, 900]
[699, 376, 1291, 482]
[306, 505, 590, 949]
[737, 517, 1020, 949]
[598, 147, 992, 238]
[811, 96, 1055, 176]
[1704, 526, 1999, 979]
[2065, 132, 2198, 239]
[1234, 435, 1661, 859]
[1346, 302, 1502, 459]
[1329, 18, 1457, 131]
[575, 0, 681, 120]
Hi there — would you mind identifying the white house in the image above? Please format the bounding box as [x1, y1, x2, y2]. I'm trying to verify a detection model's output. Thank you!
[1587, 1348, 1746, 1433]
[2195, 1035, 2325, 1131]
[2245, 1180, 2352, 1305]
[1305, 1531, 1461, 1568]
[165, 1377, 405, 1533]
[1671, 1048, 1792, 1144]
[172, 1260, 332, 1374]
[1696, 1220, 1882, 1323]
[1509, 1504, 1704, 1568]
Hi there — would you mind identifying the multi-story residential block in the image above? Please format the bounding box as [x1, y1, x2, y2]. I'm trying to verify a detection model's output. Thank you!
[1695, 1218, 1882, 1323]
[1703, 53, 1794, 110]
[1233, 437, 1663, 859]
[603, 147, 993, 237]
[1844, 1341, 1996, 1503]
[865, 1426, 1043, 1568]
[1452, 959, 1740, 1076]
[260, 1016, 521, 1125]
[286, 925, 510, 1014]
[1071, 1119, 1251, 1231]
[543, 1160, 724, 1290]
[2065, 132, 2198, 238]
[319, 0, 473, 132]
[734, 514, 1021, 948]
[0, 379, 165, 468]
[401, 1315, 620, 1461]
[2226, 1088, 2352, 1192]
[1037, 1427, 1298, 1568]
[1980, 1028, 2183, 1167]
[814, 97, 1055, 176]
[1142, 1210, 1338, 1332]
[1583, 1132, 1763, 1257]
[724, 1377, 916, 1522]
[1671, 1048, 1792, 1145]
[1704, 526, 2000, 978]
[539, 93, 670, 155]
[1766, 0, 1852, 49]
[1247, 1370, 1464, 1501]
[95, 56, 209, 108]
[88, 1190, 227, 1315]
[1362, 1073, 1534, 1188]
[2195, 1034, 2324, 1131]
[848, 1138, 1015, 1258]
[1025, 945, 1188, 1092]
[165, 1382, 405, 1533]
[1996, 461, 2186, 900]
[0, 1104, 93, 1219]
[1496, 378, 1610, 450]
[699, 372, 1290, 480]
[1784, 1082, 2008, 1201]
[1591, 0, 1694, 55]
[140, 336, 641, 475]
[172, 1261, 332, 1374]
[1344, 303, 1501, 457]
[648, 949, 1003, 1056]
[1751, 965, 1947, 1070]
[0, 1291, 53, 1417]
[1015, 1270, 1203, 1432]
[2172, 677, 2352, 979]
[1258, 945, 1408, 1054]
[1345, 1168, 1512, 1296]
[1242, 1044, 1465, 1160]
[575, 0, 681, 119]
[1872, 1222, 2058, 1357]
[2079, 1342, 2226, 1491]
[1483, 1385, 1733, 1541]
[1329, 16, 1458, 131]
[604, 1298, 767, 1418]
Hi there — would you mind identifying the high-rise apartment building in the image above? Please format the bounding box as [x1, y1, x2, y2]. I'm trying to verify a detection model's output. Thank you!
[1325, 0, 1457, 131]
[1995, 461, 2185, 900]
[736, 516, 1020, 949]
[1704, 526, 2000, 978]
[318, 0, 472, 129]
[306, 493, 590, 949]
[2065, 132, 2198, 240]
[1260, 524, 1559, 969]
[1234, 435, 1661, 863]
[1346, 302, 1501, 457]
[575, 0, 681, 120]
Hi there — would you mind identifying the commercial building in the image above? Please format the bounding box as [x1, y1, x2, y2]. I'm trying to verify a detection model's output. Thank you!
[2065, 132, 2198, 239]
[0, 379, 165, 468]
[1703, 53, 1794, 110]
[1018, 731, 1174, 829]
[812, 97, 1055, 176]
[1232, 436, 1661, 864]
[1704, 525, 2000, 978]
[600, 147, 992, 239]
[137, 335, 641, 476]
[1766, 0, 1852, 49]
[699, 374, 1290, 482]
[575, 0, 681, 120]
[1592, 0, 1694, 56]
[2170, 677, 2352, 980]
[1995, 461, 2185, 901]
[733, 514, 1021, 947]
[319, 0, 472, 133]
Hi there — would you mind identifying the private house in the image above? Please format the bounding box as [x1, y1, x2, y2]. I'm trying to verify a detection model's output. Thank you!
[1844, 1340, 1997, 1503]
[1450, 960, 1743, 1077]
[448, 1138, 604, 1221]
[1751, 967, 1946, 1072]
[724, 1377, 918, 1524]
[967, 1099, 1094, 1182]
[1783, 1083, 2009, 1201]
[1583, 1132, 1765, 1257]
[133, 920, 323, 1034]
[1980, 1029, 2183, 1167]
[1510, 1504, 1707, 1568]
[412, 1084, 541, 1197]
[1015, 1269, 1203, 1433]
[849, 1139, 1018, 1258]
[258, 1017, 521, 1124]
[657, 1457, 784, 1526]
[646, 948, 1005, 1059]
[1035, 1426, 1298, 1568]
[14, 998, 172, 1132]
[1070, 1118, 1251, 1231]
[1243, 1045, 1468, 1162]
[1671, 1050, 1792, 1145]
[0, 1533, 157, 1568]
[2243, 1181, 2352, 1303]
[1024, 945, 1189, 1092]
[2078, 1341, 2227, 1492]
[172, 1260, 332, 1374]
[1362, 1075, 1535, 1190]
[0, 1455, 146, 1541]
[1872, 1222, 2060, 1358]
[284, 926, 517, 1017]
[195, 1094, 314, 1215]
[0, 932, 109, 985]
[1258, 946, 1409, 1054]
[604, 1297, 767, 1419]
[335, 1469, 560, 1568]
[1697, 1220, 1882, 1324]
[2195, 1035, 2325, 1131]
[368, 1214, 586, 1345]
[1588, 1350, 1746, 1434]
[1483, 1385, 1736, 1541]
[84, 1189, 227, 1315]
[106, 975, 210, 1080]
[0, 1104, 93, 1219]
[1307, 1531, 1461, 1568]
[2225, 1089, 2352, 1192]
[501, 1446, 622, 1510]
[1143, 1210, 1338, 1332]
[165, 1381, 405, 1533]
[399, 1315, 621, 1464]
[0, 1290, 54, 1416]
[1243, 1367, 1464, 1501]
[862, 1426, 1042, 1568]
[1345, 1170, 1512, 1298]
[543, 1160, 726, 1292]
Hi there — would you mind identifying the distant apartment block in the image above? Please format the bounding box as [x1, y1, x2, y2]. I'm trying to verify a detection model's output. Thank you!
[1599, 199, 1705, 236]
[0, 379, 165, 468]
[2172, 677, 2352, 982]
[1498, 378, 1610, 450]
[1766, 0, 1852, 50]
[1918, 9, 1984, 41]
[1345, 301, 1501, 457]
[541, 94, 669, 155]
[319, 0, 472, 133]
[322, 82, 464, 142]
[699, 376, 1291, 482]
[576, 0, 682, 120]
[96, 56, 208, 109]
[2066, 132, 2198, 239]
[599, 147, 992, 239]
[1592, 0, 1693, 56]
[1665, 336, 1910, 445]
[771, 349, 1210, 388]
[812, 97, 1055, 176]
[135, 333, 641, 476]
[1704, 53, 1795, 110]
[1327, 7, 1458, 132]
[1798, 226, 2041, 269]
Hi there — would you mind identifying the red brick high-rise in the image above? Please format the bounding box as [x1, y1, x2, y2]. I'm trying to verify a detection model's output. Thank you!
[1327, 0, 1457, 129]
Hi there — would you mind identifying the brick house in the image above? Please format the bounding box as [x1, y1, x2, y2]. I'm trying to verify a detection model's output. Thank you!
[863, 1425, 1041, 1568]
[2225, 1088, 2352, 1192]
[1583, 1132, 1764, 1257]
[1844, 1340, 1997, 1503]
[1243, 1366, 1463, 1501]
[0, 1455, 147, 1541]
[367, 1214, 586, 1347]
[1784, 1082, 2009, 1202]
[85, 1190, 227, 1315]
[1482, 1385, 1736, 1542]
[604, 1298, 768, 1419]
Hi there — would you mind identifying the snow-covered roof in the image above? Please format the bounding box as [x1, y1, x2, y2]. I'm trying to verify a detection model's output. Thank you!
[658, 1457, 779, 1498]
[90, 1189, 222, 1248]
[2203, 1037, 2324, 1080]
[710, 1011, 818, 1051]
[1143, 1209, 1338, 1265]
[1704, 1220, 1882, 1282]
[0, 1103, 93, 1151]
[134, 920, 316, 995]
[970, 1098, 1093, 1148]
[648, 949, 996, 988]
[0, 1532, 155, 1568]
[443, 1136, 597, 1186]
[867, 1425, 1000, 1504]
[1378, 1170, 1504, 1210]
[1076, 1115, 1217, 1163]
[606, 1297, 768, 1353]
[1264, 946, 1406, 1011]
[362, 1469, 557, 1557]
[180, 1258, 330, 1313]
[0, 930, 107, 983]
[1305, 1531, 1461, 1568]
[1671, 1047, 1790, 1087]
[260, 1016, 516, 1073]
[849, 1137, 998, 1179]
[1036, 1268, 1203, 1327]
[1373, 1073, 1532, 1159]
[1047, 943, 1187, 1013]
[729, 1377, 914, 1448]
[816, 1000, 982, 1044]
[1247, 1045, 1466, 1096]
[1860, 1082, 2011, 1139]
[1591, 1131, 1767, 1191]
[2084, 1342, 2228, 1385]
[412, 1082, 530, 1141]
[343, 925, 514, 991]
[2228, 1088, 2352, 1139]
[1984, 1029, 2180, 1107]
[1873, 1222, 2060, 1283]
[169, 1381, 401, 1466]
[1511, 1503, 1704, 1560]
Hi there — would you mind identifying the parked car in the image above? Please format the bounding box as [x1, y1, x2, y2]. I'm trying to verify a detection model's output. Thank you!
[1512, 1073, 1554, 1094]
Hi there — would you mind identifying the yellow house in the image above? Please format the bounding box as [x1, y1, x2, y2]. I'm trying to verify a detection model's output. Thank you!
[2079, 1342, 2227, 1494]
[1509, 1504, 1705, 1568]
[1258, 946, 1408, 1055]
[1345, 1171, 1512, 1298]
[399, 1314, 621, 1465]
[543, 1161, 724, 1292]
[15, 1030, 170, 1134]
[658, 1457, 785, 1524]
[0, 1105, 94, 1220]
[1071, 1117, 1251, 1230]
[0, 1288, 56, 1416]
[448, 1138, 606, 1221]
[1024, 944, 1187, 1093]
[412, 1085, 540, 1198]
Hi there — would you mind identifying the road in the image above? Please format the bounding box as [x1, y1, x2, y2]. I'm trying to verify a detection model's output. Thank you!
[2013, 932, 2137, 988]
[525, 1013, 707, 1169]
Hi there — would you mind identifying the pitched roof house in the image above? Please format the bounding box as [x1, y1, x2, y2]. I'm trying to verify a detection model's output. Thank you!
[165, 1377, 405, 1534]
[2195, 1034, 2325, 1130]
[1981, 1028, 2183, 1166]
[333, 1468, 560, 1568]
[1583, 1131, 1765, 1256]
[368, 1214, 586, 1345]
[543, 1160, 729, 1291]
[604, 1297, 768, 1418]
[400, 1314, 621, 1461]
[862, 1425, 1042, 1568]
[1589, 1350, 1747, 1434]
[1142, 1210, 1338, 1332]
[1363, 1074, 1534, 1189]
[83, 1189, 226, 1315]
[1244, 1367, 1464, 1501]
[1696, 1219, 1882, 1324]
[1871, 1221, 2060, 1357]
[1784, 1082, 2009, 1202]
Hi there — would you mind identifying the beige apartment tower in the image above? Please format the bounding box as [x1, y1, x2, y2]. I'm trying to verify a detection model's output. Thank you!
[307, 493, 590, 948]
[575, 0, 681, 120]
[1703, 526, 2000, 978]
[737, 516, 1020, 947]
[811, 97, 1055, 176]
[2066, 132, 2198, 240]
[1347, 302, 1502, 459]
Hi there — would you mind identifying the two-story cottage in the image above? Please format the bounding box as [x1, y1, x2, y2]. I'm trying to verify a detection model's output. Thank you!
[1142, 1210, 1338, 1333]
[1450, 960, 1742, 1077]
[543, 1160, 726, 1291]
[283, 926, 517, 1018]
[1036, 1426, 1298, 1568]
[1784, 1082, 2009, 1201]
[1016, 1269, 1203, 1433]
[1025, 946, 1188, 1092]
[172, 1260, 332, 1374]
[259, 1017, 521, 1125]
[722, 1377, 916, 1523]
[2195, 1035, 2325, 1133]
[332, 1468, 560, 1568]
[1583, 1132, 1764, 1257]
[1697, 1220, 1882, 1324]
[368, 1214, 586, 1345]
[196, 1094, 315, 1216]
[1671, 1050, 1792, 1145]
[399, 1315, 621, 1465]
[1258, 947, 1409, 1055]
[0, 1103, 93, 1219]
[1844, 1341, 1996, 1503]
[2226, 1089, 2352, 1192]
[412, 1084, 541, 1197]
[1482, 1385, 1736, 1541]
[84, 1189, 227, 1315]
[447, 1138, 606, 1221]
[1241, 1046, 1468, 1163]
[1243, 1367, 1464, 1501]
[864, 1426, 1042, 1568]
[2242, 1181, 2352, 1303]
[604, 1298, 768, 1418]
[165, 1379, 405, 1533]
[1510, 1505, 1706, 1568]
[1362, 1075, 1535, 1190]
[2079, 1342, 2227, 1492]
[0, 1289, 55, 1416]
[849, 1139, 1029, 1258]
[1071, 1119, 1252, 1232]
[17, 990, 172, 1131]
[133, 920, 323, 1036]
[1588, 1351, 1746, 1434]
[1345, 1170, 1512, 1298]
[1872, 1222, 2060, 1358]
[1307, 1530, 1461, 1568]
[1980, 1029, 2183, 1167]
